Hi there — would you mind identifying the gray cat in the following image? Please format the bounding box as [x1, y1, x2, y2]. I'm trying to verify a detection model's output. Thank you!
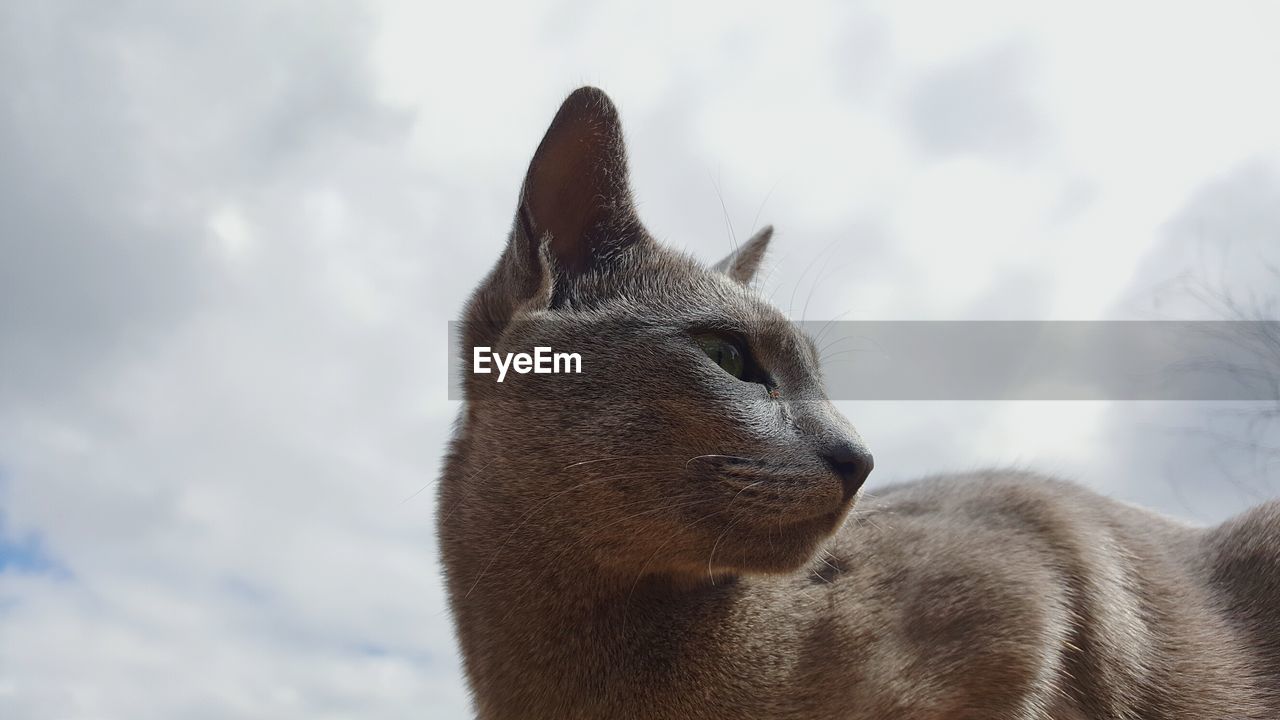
[438, 87, 1280, 719]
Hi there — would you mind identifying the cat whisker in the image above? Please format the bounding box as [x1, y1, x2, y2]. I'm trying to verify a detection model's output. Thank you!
[815, 333, 860, 359]
[495, 494, 716, 624]
[818, 550, 840, 573]
[575, 487, 706, 522]
[684, 454, 756, 470]
[621, 506, 730, 635]
[555, 495, 709, 556]
[561, 454, 689, 471]
[403, 458, 495, 504]
[706, 512, 750, 584]
[441, 460, 508, 525]
[439, 444, 648, 520]
[819, 343, 871, 359]
[777, 502, 786, 550]
[493, 491, 705, 573]
[465, 471, 685, 600]
[801, 256, 848, 326]
[702, 482, 764, 583]
[810, 552, 841, 584]
[443, 461, 668, 525]
[709, 169, 738, 255]
[728, 480, 765, 508]
[811, 308, 853, 349]
[748, 182, 777, 244]
[787, 236, 842, 320]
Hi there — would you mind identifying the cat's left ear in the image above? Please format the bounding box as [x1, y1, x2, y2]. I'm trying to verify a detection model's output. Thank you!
[712, 225, 773, 285]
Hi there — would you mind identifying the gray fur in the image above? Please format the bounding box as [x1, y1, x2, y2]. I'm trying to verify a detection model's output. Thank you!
[438, 87, 1280, 719]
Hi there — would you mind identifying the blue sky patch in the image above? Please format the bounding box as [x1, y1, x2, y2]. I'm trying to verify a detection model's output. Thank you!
[0, 517, 61, 575]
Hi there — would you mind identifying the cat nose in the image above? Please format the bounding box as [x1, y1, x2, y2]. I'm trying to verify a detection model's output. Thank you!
[823, 443, 874, 503]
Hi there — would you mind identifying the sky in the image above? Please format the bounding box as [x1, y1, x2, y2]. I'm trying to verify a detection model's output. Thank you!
[1, 1, 1278, 718]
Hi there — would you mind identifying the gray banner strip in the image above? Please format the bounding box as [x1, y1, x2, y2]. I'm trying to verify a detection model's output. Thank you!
[447, 321, 1280, 401]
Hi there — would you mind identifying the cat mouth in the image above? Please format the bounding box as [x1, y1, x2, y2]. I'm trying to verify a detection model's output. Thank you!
[696, 454, 870, 510]
[687, 457, 862, 540]
[675, 461, 862, 573]
[724, 480, 855, 534]
[700, 504, 850, 575]
[781, 500, 855, 533]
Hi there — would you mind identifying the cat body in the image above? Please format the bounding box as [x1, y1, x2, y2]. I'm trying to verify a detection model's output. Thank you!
[438, 87, 1280, 719]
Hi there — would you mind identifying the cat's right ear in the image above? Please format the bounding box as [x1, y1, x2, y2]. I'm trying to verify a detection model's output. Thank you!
[461, 88, 642, 359]
[515, 86, 641, 277]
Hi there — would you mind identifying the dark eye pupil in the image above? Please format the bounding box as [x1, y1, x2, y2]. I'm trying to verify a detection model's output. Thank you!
[695, 334, 746, 379]
[718, 345, 738, 367]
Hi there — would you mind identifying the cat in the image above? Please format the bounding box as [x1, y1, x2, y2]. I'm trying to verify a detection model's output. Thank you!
[438, 86, 1280, 719]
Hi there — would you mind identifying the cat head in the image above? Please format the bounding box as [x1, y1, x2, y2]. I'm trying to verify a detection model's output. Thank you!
[454, 87, 871, 579]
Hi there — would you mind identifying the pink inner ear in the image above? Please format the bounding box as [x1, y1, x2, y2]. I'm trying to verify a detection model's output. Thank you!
[519, 87, 632, 275]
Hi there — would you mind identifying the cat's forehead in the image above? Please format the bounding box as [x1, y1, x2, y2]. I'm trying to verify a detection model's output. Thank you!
[629, 245, 767, 309]
[549, 240, 814, 363]
[629, 247, 815, 353]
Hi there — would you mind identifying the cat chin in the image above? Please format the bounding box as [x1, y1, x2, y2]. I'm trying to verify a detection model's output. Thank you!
[706, 508, 851, 575]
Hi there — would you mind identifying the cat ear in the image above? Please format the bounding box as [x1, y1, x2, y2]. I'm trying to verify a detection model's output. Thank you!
[516, 86, 641, 276]
[460, 88, 639, 365]
[712, 225, 773, 284]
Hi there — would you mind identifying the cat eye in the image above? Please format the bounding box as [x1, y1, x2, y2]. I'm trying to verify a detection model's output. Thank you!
[694, 333, 747, 380]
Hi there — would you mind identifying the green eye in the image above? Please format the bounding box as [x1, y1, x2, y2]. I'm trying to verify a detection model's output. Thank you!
[695, 334, 746, 379]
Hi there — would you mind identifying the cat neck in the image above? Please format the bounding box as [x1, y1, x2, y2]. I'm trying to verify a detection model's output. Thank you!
[439, 461, 792, 716]
[444, 474, 750, 642]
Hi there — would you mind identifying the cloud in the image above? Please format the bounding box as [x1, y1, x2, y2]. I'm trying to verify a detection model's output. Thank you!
[1094, 162, 1280, 521]
[901, 43, 1045, 160]
[1, 1, 470, 717]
